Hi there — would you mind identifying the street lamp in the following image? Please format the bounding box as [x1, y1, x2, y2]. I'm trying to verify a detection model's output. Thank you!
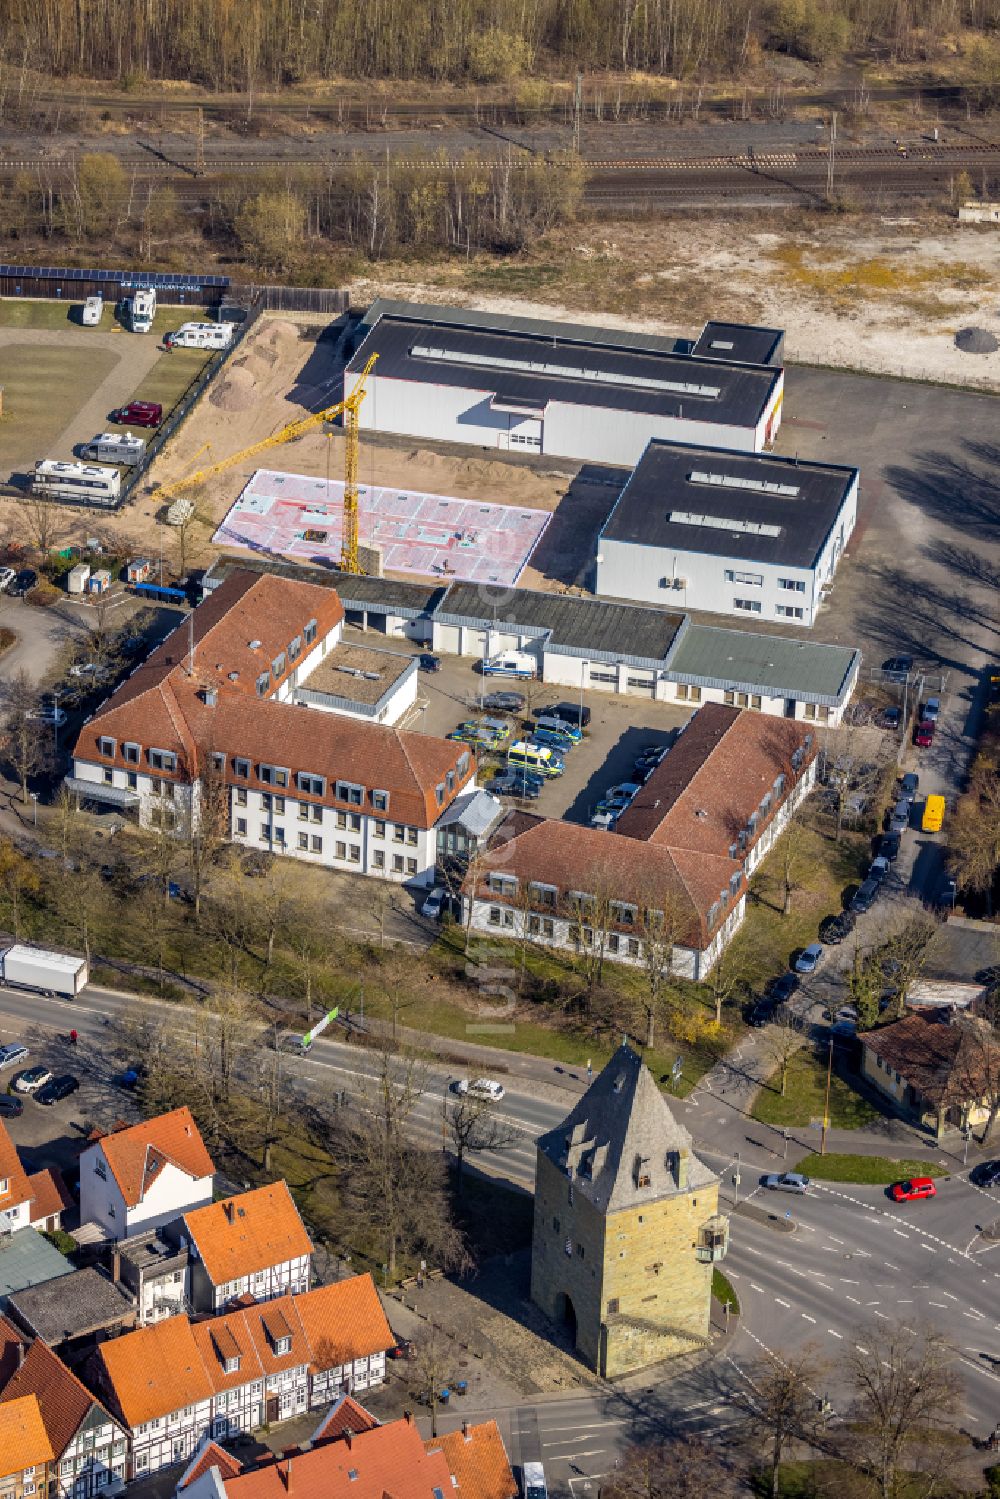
[580, 659, 589, 726]
[29, 793, 37, 827]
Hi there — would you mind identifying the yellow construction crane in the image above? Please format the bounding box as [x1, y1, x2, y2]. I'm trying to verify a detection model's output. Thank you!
[156, 353, 378, 574]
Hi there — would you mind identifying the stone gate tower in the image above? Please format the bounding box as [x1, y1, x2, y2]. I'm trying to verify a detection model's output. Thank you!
[531, 1043, 725, 1377]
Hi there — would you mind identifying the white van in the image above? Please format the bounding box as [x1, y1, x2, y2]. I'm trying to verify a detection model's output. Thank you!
[508, 741, 564, 778]
[129, 288, 157, 334]
[82, 296, 103, 326]
[80, 433, 146, 466]
[482, 651, 537, 679]
[165, 321, 233, 351]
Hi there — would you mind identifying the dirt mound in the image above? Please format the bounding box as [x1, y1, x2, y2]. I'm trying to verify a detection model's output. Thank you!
[955, 326, 999, 354]
[209, 364, 258, 411]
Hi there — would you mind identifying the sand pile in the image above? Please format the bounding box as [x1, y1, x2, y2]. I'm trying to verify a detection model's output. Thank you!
[209, 362, 257, 411]
[954, 326, 999, 354]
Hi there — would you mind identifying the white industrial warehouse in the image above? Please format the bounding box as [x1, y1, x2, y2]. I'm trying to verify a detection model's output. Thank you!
[594, 440, 859, 624]
[346, 311, 785, 465]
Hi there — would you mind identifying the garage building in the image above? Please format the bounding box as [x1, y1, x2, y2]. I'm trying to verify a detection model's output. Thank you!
[595, 440, 858, 625]
[346, 316, 784, 466]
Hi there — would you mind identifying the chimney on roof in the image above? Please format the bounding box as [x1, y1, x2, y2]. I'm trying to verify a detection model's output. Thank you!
[16, 1342, 24, 1368]
[111, 1248, 121, 1284]
[224, 1201, 234, 1223]
[461, 1422, 470, 1442]
[403, 1411, 412, 1426]
[344, 1430, 353, 1450]
[281, 1460, 292, 1492]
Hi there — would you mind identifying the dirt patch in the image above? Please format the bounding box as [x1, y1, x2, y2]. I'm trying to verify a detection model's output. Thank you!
[209, 362, 258, 411]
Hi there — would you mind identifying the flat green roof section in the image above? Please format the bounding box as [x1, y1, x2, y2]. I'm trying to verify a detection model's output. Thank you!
[670, 624, 860, 706]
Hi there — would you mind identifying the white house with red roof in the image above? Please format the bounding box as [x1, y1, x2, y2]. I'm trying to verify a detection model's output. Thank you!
[67, 571, 476, 889]
[79, 1109, 215, 1242]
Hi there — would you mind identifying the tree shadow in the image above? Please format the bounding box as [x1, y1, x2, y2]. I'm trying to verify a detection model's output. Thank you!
[885, 440, 1000, 546]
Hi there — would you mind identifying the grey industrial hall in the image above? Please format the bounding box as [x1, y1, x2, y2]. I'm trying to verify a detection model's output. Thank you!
[595, 439, 858, 625]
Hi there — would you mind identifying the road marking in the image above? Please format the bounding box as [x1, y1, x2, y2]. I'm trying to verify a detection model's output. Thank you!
[943, 1292, 959, 1301]
[873, 1310, 889, 1320]
[919, 1244, 937, 1253]
[750, 1283, 764, 1292]
[541, 1422, 629, 1433]
[827, 1234, 845, 1245]
[828, 1329, 843, 1339]
[801, 1313, 817, 1323]
[845, 1296, 862, 1305]
[840, 1279, 860, 1285]
[856, 1344, 870, 1355]
[892, 1229, 909, 1239]
[929, 1301, 947, 1308]
[775, 1298, 792, 1308]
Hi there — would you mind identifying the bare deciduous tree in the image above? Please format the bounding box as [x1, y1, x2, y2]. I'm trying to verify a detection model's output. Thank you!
[445, 1092, 518, 1192]
[2, 671, 49, 803]
[602, 1434, 744, 1499]
[760, 1013, 801, 1097]
[732, 1348, 828, 1499]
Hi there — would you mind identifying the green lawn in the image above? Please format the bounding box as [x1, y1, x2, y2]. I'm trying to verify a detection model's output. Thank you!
[794, 1152, 947, 1184]
[0, 298, 210, 337]
[712, 1266, 740, 1315]
[0, 343, 119, 473]
[131, 345, 214, 416]
[751, 1046, 879, 1129]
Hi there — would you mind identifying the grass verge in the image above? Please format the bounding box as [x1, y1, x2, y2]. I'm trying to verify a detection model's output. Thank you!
[712, 1266, 740, 1315]
[793, 1153, 946, 1184]
[751, 1046, 879, 1130]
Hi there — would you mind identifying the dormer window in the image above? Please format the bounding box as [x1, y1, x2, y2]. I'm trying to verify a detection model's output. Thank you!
[288, 635, 302, 662]
[98, 736, 116, 758]
[304, 619, 317, 646]
[297, 772, 325, 797]
[123, 743, 140, 764]
[223, 1355, 241, 1375]
[149, 749, 176, 773]
[259, 765, 289, 788]
[272, 652, 286, 679]
[371, 789, 389, 812]
[456, 751, 470, 777]
[274, 1335, 292, 1356]
[210, 752, 226, 775]
[256, 671, 271, 698]
[234, 758, 250, 779]
[336, 780, 364, 806]
[435, 783, 445, 806]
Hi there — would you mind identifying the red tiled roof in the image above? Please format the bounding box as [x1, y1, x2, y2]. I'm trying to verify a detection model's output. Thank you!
[292, 1276, 394, 1374]
[184, 1182, 312, 1288]
[0, 1395, 54, 1479]
[0, 1123, 35, 1218]
[0, 1319, 26, 1388]
[221, 1418, 451, 1499]
[191, 1313, 264, 1394]
[73, 570, 475, 831]
[312, 1392, 380, 1444]
[179, 1439, 244, 1489]
[242, 1296, 309, 1380]
[614, 703, 817, 855]
[860, 1011, 990, 1108]
[27, 1170, 73, 1226]
[428, 1423, 516, 1499]
[94, 1308, 215, 1427]
[0, 1339, 117, 1459]
[93, 1106, 214, 1208]
[469, 817, 743, 950]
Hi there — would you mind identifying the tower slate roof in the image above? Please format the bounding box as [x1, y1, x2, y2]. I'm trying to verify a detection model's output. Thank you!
[536, 1044, 715, 1212]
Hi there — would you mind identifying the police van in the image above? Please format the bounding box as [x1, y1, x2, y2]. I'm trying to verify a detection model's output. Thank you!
[164, 321, 234, 351]
[507, 741, 564, 778]
[80, 433, 146, 467]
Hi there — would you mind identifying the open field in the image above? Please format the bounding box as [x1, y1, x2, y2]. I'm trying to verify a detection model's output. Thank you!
[0, 344, 119, 476]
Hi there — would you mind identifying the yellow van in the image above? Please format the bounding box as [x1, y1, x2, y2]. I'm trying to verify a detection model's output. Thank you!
[921, 794, 945, 833]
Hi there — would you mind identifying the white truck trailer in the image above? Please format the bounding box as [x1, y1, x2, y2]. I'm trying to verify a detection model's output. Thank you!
[0, 945, 88, 998]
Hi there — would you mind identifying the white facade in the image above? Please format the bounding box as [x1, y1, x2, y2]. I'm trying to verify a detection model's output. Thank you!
[192, 1253, 311, 1315]
[80, 1145, 213, 1242]
[465, 895, 746, 982]
[130, 1398, 213, 1479]
[358, 370, 784, 466]
[0, 1192, 32, 1237]
[595, 471, 858, 625]
[57, 1412, 128, 1499]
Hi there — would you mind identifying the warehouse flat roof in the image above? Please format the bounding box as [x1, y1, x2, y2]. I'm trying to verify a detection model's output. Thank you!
[349, 318, 782, 428]
[670, 624, 860, 705]
[693, 321, 784, 366]
[361, 298, 682, 357]
[600, 441, 857, 569]
[432, 583, 686, 665]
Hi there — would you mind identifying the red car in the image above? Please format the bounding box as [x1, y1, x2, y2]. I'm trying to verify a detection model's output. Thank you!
[889, 1177, 936, 1202]
[110, 400, 162, 429]
[914, 720, 935, 748]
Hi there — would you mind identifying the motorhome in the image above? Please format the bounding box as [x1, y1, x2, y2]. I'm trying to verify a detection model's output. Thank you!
[164, 321, 233, 351]
[80, 433, 146, 467]
[32, 461, 121, 504]
[82, 296, 104, 326]
[129, 288, 157, 333]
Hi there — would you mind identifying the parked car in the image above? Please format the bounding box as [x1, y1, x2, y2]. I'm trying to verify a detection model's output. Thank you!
[26, 707, 67, 727]
[109, 400, 162, 428]
[37, 1074, 79, 1105]
[819, 912, 855, 945]
[69, 661, 108, 679]
[0, 1095, 23, 1117]
[421, 887, 446, 921]
[491, 770, 542, 798]
[0, 1044, 28, 1071]
[14, 1066, 52, 1095]
[795, 943, 824, 974]
[878, 832, 901, 862]
[922, 697, 941, 722]
[418, 654, 441, 673]
[763, 1172, 810, 1194]
[851, 877, 881, 915]
[914, 720, 936, 749]
[12, 570, 36, 595]
[455, 1078, 505, 1102]
[634, 745, 668, 772]
[882, 655, 914, 683]
[971, 1160, 1000, 1188]
[900, 772, 920, 800]
[0, 568, 16, 594]
[536, 715, 583, 743]
[482, 691, 525, 713]
[868, 856, 891, 884]
[539, 702, 591, 729]
[881, 706, 901, 730]
[748, 998, 776, 1027]
[532, 726, 576, 752]
[768, 972, 800, 1004]
[889, 1177, 936, 1202]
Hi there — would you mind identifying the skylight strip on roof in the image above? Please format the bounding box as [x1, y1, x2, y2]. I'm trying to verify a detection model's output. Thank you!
[689, 469, 800, 497]
[411, 344, 721, 400]
[668, 511, 783, 538]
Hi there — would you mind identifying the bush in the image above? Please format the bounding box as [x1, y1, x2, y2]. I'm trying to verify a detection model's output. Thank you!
[467, 27, 532, 83]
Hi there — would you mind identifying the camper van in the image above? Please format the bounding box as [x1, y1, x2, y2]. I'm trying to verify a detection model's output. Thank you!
[481, 651, 537, 679]
[32, 461, 121, 504]
[80, 433, 146, 467]
[129, 288, 157, 334]
[81, 296, 103, 327]
[164, 321, 233, 351]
